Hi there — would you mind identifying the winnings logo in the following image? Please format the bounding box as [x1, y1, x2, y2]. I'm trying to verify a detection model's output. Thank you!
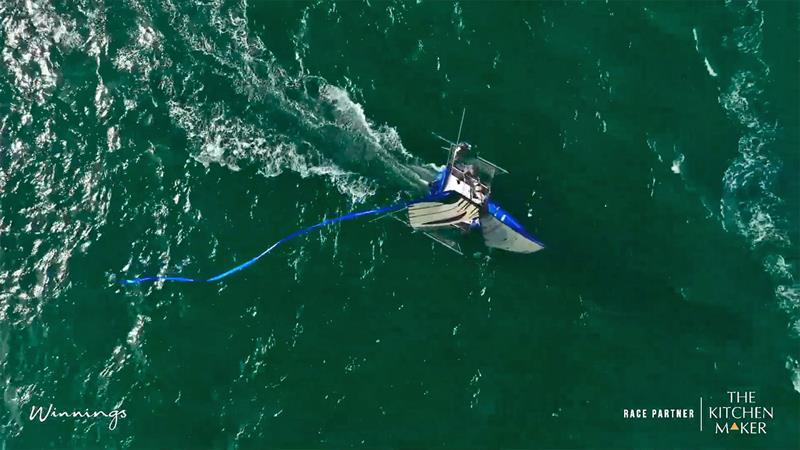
[29, 404, 127, 430]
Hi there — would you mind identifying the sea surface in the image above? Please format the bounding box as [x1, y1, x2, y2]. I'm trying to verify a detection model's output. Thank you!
[1, 0, 798, 448]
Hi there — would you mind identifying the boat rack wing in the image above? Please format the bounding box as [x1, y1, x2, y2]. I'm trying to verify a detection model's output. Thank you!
[422, 230, 464, 255]
[475, 156, 509, 175]
[378, 205, 465, 255]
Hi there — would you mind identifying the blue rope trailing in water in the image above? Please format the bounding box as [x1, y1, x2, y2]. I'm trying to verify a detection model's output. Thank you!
[121, 193, 443, 285]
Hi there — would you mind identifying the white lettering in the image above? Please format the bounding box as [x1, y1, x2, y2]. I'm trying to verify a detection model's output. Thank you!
[27, 404, 126, 430]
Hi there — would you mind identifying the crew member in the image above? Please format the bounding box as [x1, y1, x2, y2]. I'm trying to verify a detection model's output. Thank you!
[454, 143, 471, 161]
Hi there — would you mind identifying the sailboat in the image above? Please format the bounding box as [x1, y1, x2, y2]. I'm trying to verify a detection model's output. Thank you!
[400, 110, 545, 254]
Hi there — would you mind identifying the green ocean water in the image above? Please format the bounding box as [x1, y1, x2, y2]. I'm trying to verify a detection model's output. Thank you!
[1, 0, 799, 448]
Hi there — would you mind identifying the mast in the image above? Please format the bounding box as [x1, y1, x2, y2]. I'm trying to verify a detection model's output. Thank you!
[448, 108, 467, 167]
[456, 107, 466, 144]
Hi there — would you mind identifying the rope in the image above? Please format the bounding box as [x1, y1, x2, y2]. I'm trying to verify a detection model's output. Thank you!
[121, 193, 444, 285]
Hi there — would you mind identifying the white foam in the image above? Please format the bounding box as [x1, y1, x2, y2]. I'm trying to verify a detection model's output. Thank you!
[94, 79, 112, 119]
[107, 126, 120, 151]
[1, 380, 36, 434]
[763, 254, 793, 281]
[719, 3, 798, 395]
[1, 1, 79, 105]
[776, 285, 799, 334]
[111, 17, 164, 80]
[719, 1, 788, 253]
[452, 2, 465, 38]
[787, 356, 800, 394]
[0, 0, 117, 325]
[169, 101, 376, 202]
[703, 57, 718, 77]
[671, 154, 684, 174]
[594, 111, 607, 133]
[158, 0, 429, 200]
[320, 85, 416, 160]
[136, 24, 156, 48]
[126, 314, 151, 348]
[468, 368, 482, 409]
